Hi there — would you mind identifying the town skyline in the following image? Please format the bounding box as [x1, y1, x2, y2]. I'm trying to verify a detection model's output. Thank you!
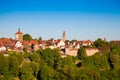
[0, 28, 119, 41]
[0, 0, 120, 41]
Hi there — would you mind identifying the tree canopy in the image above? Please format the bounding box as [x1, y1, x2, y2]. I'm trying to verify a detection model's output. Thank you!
[0, 39, 120, 80]
[23, 34, 32, 41]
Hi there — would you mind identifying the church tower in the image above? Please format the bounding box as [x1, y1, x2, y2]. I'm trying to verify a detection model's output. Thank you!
[62, 30, 66, 42]
[15, 28, 23, 42]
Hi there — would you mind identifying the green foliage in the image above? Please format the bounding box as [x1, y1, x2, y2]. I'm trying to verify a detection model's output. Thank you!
[38, 36, 42, 40]
[23, 34, 32, 41]
[40, 48, 61, 67]
[9, 56, 19, 77]
[94, 38, 110, 54]
[76, 67, 101, 80]
[19, 63, 34, 80]
[24, 52, 30, 58]
[0, 53, 9, 75]
[108, 42, 120, 70]
[40, 63, 55, 80]
[30, 62, 39, 77]
[94, 38, 103, 47]
[77, 47, 87, 60]
[60, 56, 74, 66]
[15, 53, 24, 65]
[29, 52, 40, 62]
[0, 44, 120, 80]
[23, 47, 28, 53]
[109, 53, 120, 70]
[94, 54, 109, 69]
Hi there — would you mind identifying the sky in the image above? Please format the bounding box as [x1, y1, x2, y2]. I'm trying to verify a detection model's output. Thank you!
[0, 0, 120, 41]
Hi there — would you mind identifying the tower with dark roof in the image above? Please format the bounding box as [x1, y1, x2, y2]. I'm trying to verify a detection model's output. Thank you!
[15, 28, 23, 42]
[62, 30, 66, 42]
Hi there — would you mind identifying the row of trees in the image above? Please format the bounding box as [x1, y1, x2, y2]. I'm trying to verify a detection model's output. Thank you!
[0, 38, 120, 80]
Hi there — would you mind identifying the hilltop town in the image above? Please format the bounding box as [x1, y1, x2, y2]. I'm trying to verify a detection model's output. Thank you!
[0, 0, 120, 79]
[0, 28, 120, 57]
[0, 28, 98, 57]
[0, 28, 120, 80]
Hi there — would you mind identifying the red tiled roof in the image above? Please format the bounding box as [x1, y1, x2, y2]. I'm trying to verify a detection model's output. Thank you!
[0, 42, 3, 46]
[82, 40, 93, 44]
[39, 40, 47, 44]
[22, 41, 29, 46]
[75, 41, 80, 46]
[29, 40, 38, 45]
[0, 38, 16, 48]
[56, 39, 61, 43]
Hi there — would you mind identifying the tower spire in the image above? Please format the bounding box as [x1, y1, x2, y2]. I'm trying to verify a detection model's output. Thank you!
[62, 30, 66, 42]
[18, 28, 20, 32]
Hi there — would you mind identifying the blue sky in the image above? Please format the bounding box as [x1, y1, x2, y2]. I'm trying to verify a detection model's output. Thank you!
[0, 0, 120, 41]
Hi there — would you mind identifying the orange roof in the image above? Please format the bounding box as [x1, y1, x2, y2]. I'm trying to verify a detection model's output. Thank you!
[16, 28, 23, 34]
[39, 40, 47, 44]
[82, 40, 93, 44]
[0, 38, 16, 47]
[16, 31, 22, 34]
[0, 42, 3, 46]
[56, 39, 61, 43]
[22, 41, 29, 46]
[29, 40, 38, 45]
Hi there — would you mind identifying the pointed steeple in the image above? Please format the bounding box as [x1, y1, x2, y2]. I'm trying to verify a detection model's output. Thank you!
[18, 28, 20, 32]
[62, 30, 66, 42]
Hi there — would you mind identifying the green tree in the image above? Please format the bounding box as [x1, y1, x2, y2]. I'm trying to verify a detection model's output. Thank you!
[77, 47, 87, 60]
[30, 62, 39, 77]
[60, 56, 74, 66]
[39, 63, 55, 80]
[94, 38, 110, 54]
[38, 36, 42, 40]
[23, 34, 32, 41]
[109, 53, 120, 70]
[23, 47, 28, 53]
[16, 53, 24, 65]
[94, 38, 103, 48]
[19, 63, 34, 80]
[29, 52, 41, 62]
[9, 56, 19, 77]
[109, 43, 120, 70]
[93, 53, 110, 69]
[0, 53, 9, 75]
[40, 48, 61, 67]
[76, 68, 101, 80]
